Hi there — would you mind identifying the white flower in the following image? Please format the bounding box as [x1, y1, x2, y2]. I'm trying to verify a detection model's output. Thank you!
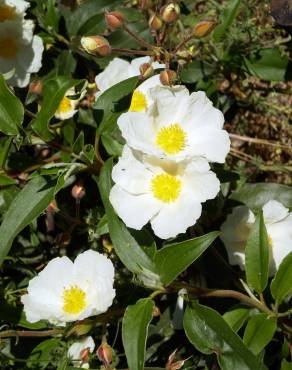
[21, 250, 115, 325]
[220, 200, 292, 276]
[0, 0, 29, 23]
[54, 88, 79, 120]
[95, 56, 164, 95]
[68, 336, 95, 369]
[118, 85, 230, 163]
[0, 20, 43, 87]
[109, 145, 220, 239]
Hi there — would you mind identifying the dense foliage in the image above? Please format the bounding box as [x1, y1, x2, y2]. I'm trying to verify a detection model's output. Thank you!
[0, 0, 291, 369]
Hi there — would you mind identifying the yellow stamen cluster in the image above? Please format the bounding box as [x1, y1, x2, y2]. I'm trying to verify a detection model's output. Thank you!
[56, 96, 72, 114]
[63, 285, 87, 315]
[156, 123, 186, 155]
[129, 90, 147, 112]
[151, 173, 181, 203]
[0, 37, 18, 58]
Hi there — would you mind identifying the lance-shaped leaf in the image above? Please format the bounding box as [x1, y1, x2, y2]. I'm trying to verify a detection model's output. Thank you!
[184, 302, 267, 370]
[31, 77, 84, 141]
[154, 232, 219, 286]
[122, 298, 154, 370]
[0, 176, 61, 265]
[0, 75, 23, 135]
[213, 0, 241, 41]
[243, 313, 276, 355]
[245, 211, 269, 293]
[271, 252, 292, 304]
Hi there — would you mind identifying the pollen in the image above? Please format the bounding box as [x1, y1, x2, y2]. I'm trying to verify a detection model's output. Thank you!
[63, 285, 87, 315]
[0, 5, 16, 22]
[129, 90, 147, 112]
[0, 37, 18, 58]
[56, 96, 72, 114]
[151, 173, 181, 203]
[156, 123, 186, 155]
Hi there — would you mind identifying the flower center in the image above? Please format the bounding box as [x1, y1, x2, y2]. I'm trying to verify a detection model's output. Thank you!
[56, 96, 72, 114]
[63, 285, 87, 315]
[0, 37, 18, 58]
[129, 90, 147, 112]
[156, 123, 186, 155]
[0, 5, 16, 22]
[151, 173, 181, 203]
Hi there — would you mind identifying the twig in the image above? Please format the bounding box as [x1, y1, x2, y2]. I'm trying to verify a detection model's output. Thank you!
[229, 133, 291, 151]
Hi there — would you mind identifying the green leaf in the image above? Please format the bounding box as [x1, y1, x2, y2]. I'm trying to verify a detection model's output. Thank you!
[230, 182, 292, 209]
[54, 50, 77, 75]
[213, 0, 242, 41]
[0, 176, 60, 265]
[31, 76, 83, 141]
[27, 338, 61, 369]
[122, 298, 154, 370]
[281, 360, 292, 370]
[244, 49, 288, 82]
[98, 159, 159, 287]
[180, 61, 213, 83]
[223, 307, 251, 332]
[243, 313, 276, 355]
[271, 252, 292, 304]
[184, 302, 267, 370]
[0, 75, 23, 135]
[245, 211, 269, 293]
[0, 137, 12, 168]
[154, 232, 219, 286]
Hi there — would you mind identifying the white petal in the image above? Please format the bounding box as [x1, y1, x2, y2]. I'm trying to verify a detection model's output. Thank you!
[112, 146, 153, 194]
[27, 35, 44, 73]
[109, 185, 161, 230]
[68, 336, 95, 360]
[95, 58, 130, 92]
[187, 127, 230, 163]
[151, 192, 202, 239]
[6, 0, 30, 13]
[129, 56, 165, 74]
[263, 200, 289, 224]
[117, 112, 160, 156]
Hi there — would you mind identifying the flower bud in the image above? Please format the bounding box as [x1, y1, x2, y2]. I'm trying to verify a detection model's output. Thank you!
[97, 342, 113, 366]
[80, 348, 91, 363]
[71, 184, 86, 200]
[47, 200, 58, 214]
[159, 70, 177, 86]
[192, 20, 216, 38]
[139, 63, 154, 79]
[29, 79, 43, 95]
[105, 11, 124, 30]
[66, 319, 94, 337]
[160, 3, 180, 23]
[149, 13, 163, 30]
[152, 305, 161, 317]
[81, 36, 111, 56]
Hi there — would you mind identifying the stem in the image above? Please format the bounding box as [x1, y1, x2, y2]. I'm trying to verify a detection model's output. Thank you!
[111, 48, 154, 56]
[123, 25, 155, 50]
[173, 33, 194, 53]
[0, 329, 62, 338]
[229, 133, 291, 150]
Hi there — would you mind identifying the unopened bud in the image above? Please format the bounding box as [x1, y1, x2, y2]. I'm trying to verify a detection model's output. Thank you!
[97, 342, 113, 366]
[71, 184, 86, 200]
[105, 11, 124, 30]
[47, 200, 58, 214]
[66, 319, 94, 337]
[192, 20, 216, 38]
[29, 79, 43, 95]
[81, 36, 111, 56]
[160, 3, 180, 23]
[80, 348, 91, 363]
[159, 70, 177, 86]
[139, 63, 154, 79]
[149, 14, 163, 30]
[166, 350, 189, 370]
[152, 306, 161, 317]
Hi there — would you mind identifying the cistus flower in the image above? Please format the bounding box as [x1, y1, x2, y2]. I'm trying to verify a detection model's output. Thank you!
[95, 56, 165, 97]
[0, 0, 29, 23]
[0, 20, 43, 87]
[54, 88, 79, 120]
[109, 146, 220, 239]
[118, 85, 230, 163]
[68, 336, 95, 369]
[220, 200, 292, 276]
[21, 250, 115, 325]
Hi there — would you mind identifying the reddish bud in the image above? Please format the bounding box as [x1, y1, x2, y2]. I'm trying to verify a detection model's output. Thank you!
[105, 11, 124, 30]
[81, 36, 111, 56]
[166, 350, 190, 370]
[97, 342, 113, 366]
[192, 20, 216, 38]
[47, 200, 58, 214]
[160, 3, 180, 23]
[139, 62, 154, 79]
[80, 348, 90, 363]
[149, 13, 163, 30]
[71, 184, 86, 200]
[159, 69, 177, 86]
[29, 79, 43, 95]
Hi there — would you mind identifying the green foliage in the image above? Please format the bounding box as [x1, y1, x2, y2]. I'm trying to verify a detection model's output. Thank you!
[271, 252, 292, 305]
